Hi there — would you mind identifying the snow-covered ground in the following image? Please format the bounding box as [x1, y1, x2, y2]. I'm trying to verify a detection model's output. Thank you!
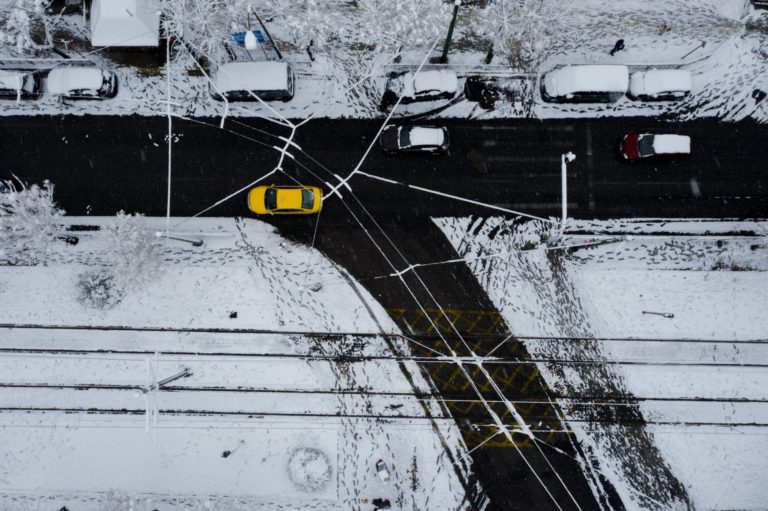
[0, 216, 473, 511]
[0, 217, 397, 332]
[435, 215, 768, 510]
[0, 0, 765, 122]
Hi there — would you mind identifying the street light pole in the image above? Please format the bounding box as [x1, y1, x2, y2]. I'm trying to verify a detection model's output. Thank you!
[561, 152, 575, 238]
[436, 0, 461, 64]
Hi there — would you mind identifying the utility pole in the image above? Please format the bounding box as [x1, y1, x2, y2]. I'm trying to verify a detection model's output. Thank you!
[560, 152, 575, 238]
[435, 0, 461, 64]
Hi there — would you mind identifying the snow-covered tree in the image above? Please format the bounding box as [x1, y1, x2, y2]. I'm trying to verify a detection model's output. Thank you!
[160, 0, 243, 63]
[78, 212, 160, 310]
[262, 0, 339, 50]
[0, 178, 65, 261]
[0, 0, 54, 54]
[103, 211, 160, 292]
[473, 0, 560, 69]
[353, 0, 452, 51]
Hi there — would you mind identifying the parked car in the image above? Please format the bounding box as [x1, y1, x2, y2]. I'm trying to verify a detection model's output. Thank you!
[211, 61, 295, 102]
[0, 70, 40, 99]
[248, 185, 322, 215]
[620, 133, 691, 160]
[541, 65, 628, 103]
[464, 76, 500, 110]
[379, 125, 449, 154]
[380, 70, 458, 110]
[46, 67, 117, 99]
[628, 69, 692, 101]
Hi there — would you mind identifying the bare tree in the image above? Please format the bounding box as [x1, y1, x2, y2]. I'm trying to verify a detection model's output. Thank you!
[261, 0, 450, 52]
[262, 0, 339, 50]
[352, 0, 451, 51]
[473, 0, 560, 69]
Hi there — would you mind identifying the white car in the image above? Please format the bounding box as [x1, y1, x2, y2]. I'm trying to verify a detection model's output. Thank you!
[47, 67, 117, 99]
[628, 69, 692, 101]
[379, 126, 449, 154]
[541, 65, 629, 103]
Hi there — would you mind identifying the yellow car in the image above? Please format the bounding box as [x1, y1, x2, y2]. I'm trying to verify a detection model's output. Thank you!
[248, 185, 323, 215]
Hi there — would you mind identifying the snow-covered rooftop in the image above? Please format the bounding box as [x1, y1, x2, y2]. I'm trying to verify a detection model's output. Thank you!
[629, 69, 693, 97]
[543, 65, 629, 96]
[90, 0, 159, 47]
[213, 61, 291, 93]
[652, 134, 691, 154]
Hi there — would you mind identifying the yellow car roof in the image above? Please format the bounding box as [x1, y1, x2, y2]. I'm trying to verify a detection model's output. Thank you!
[276, 188, 304, 210]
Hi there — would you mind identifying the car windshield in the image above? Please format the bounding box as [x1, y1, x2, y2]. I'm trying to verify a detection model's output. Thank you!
[301, 189, 315, 209]
[398, 129, 411, 149]
[265, 188, 278, 210]
[637, 135, 655, 157]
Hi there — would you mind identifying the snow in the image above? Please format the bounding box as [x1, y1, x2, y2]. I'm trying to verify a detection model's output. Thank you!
[629, 69, 692, 97]
[576, 270, 767, 340]
[542, 65, 629, 97]
[0, 217, 393, 332]
[213, 61, 291, 94]
[651, 134, 691, 154]
[288, 448, 333, 492]
[434, 215, 768, 511]
[0, 70, 23, 90]
[413, 70, 458, 94]
[90, 0, 160, 47]
[407, 127, 445, 147]
[46, 67, 105, 94]
[0, 215, 472, 510]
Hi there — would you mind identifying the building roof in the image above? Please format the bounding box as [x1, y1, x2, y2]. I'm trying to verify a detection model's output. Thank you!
[90, 0, 160, 47]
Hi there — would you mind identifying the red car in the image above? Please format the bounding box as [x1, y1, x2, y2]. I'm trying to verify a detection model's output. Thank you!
[621, 133, 690, 160]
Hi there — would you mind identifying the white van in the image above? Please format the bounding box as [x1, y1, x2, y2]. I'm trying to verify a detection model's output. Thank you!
[542, 65, 629, 103]
[628, 69, 692, 101]
[211, 61, 295, 102]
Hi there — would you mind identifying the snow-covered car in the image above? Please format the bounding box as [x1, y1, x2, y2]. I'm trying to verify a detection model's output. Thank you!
[380, 70, 458, 110]
[0, 70, 40, 100]
[248, 185, 322, 215]
[620, 133, 691, 160]
[46, 67, 117, 99]
[628, 69, 692, 101]
[379, 126, 449, 154]
[211, 61, 295, 102]
[541, 65, 628, 103]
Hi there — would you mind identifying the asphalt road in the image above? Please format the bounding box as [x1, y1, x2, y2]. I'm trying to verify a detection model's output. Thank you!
[2, 115, 765, 221]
